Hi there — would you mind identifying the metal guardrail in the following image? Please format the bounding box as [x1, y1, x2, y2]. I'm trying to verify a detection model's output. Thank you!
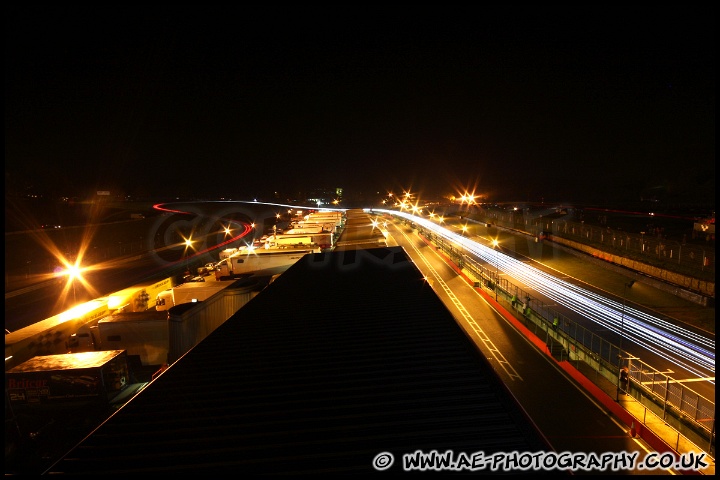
[416, 225, 715, 458]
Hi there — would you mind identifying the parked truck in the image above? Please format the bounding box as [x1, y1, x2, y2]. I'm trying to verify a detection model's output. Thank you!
[155, 280, 234, 311]
[219, 247, 239, 260]
[215, 244, 319, 278]
[294, 213, 344, 233]
[5, 278, 175, 371]
[106, 283, 163, 312]
[6, 349, 131, 411]
[6, 350, 133, 464]
[67, 310, 170, 366]
[284, 225, 324, 234]
[5, 299, 112, 371]
[66, 279, 259, 367]
[264, 234, 315, 247]
[264, 232, 333, 249]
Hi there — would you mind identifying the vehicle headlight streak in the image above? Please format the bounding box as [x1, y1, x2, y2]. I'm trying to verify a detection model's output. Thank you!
[384, 210, 715, 380]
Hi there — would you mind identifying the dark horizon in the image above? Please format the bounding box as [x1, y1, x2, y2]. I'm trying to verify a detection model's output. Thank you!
[5, 6, 715, 208]
[5, 191, 714, 237]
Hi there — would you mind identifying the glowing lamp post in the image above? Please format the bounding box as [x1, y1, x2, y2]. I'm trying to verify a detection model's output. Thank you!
[63, 263, 83, 305]
[184, 238, 194, 274]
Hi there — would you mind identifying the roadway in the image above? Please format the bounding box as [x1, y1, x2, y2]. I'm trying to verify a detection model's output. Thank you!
[369, 211, 714, 475]
[386, 219, 663, 474]
[377, 210, 715, 404]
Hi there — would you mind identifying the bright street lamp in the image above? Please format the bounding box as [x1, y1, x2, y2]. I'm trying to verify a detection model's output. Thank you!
[62, 263, 83, 305]
[184, 238, 194, 274]
[68, 271, 78, 304]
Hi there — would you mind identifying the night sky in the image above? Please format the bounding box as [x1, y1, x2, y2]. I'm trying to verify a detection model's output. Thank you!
[5, 6, 715, 206]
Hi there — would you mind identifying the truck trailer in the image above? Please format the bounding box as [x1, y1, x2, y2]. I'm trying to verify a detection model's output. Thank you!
[99, 311, 169, 366]
[6, 350, 131, 411]
[107, 278, 174, 312]
[265, 232, 333, 249]
[68, 279, 259, 367]
[155, 280, 235, 311]
[283, 225, 324, 234]
[5, 278, 175, 371]
[215, 244, 319, 278]
[5, 350, 134, 470]
[294, 213, 344, 233]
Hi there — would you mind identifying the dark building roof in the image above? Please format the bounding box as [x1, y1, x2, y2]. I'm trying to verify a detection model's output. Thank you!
[46, 246, 552, 475]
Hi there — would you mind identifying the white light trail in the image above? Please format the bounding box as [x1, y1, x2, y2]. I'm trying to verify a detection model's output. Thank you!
[380, 210, 715, 379]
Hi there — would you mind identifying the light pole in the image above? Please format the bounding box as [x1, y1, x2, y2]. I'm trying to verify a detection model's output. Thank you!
[492, 239, 499, 301]
[64, 263, 82, 305]
[618, 280, 635, 353]
[616, 280, 635, 401]
[184, 238, 193, 275]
